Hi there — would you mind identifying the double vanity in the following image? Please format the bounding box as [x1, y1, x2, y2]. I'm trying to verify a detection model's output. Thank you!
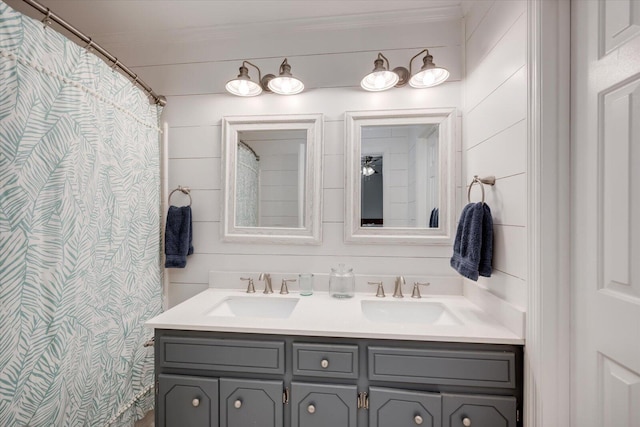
[147, 287, 524, 427]
[150, 107, 523, 426]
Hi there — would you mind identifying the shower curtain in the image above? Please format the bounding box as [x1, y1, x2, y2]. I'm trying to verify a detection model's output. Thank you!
[236, 143, 259, 227]
[0, 3, 162, 426]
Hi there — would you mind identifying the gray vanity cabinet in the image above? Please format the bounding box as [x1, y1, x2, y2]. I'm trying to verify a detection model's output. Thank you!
[368, 387, 441, 427]
[290, 382, 358, 427]
[157, 374, 219, 427]
[155, 330, 523, 427]
[219, 378, 284, 427]
[442, 393, 517, 427]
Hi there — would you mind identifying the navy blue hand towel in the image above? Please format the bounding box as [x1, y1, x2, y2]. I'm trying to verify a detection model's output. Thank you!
[450, 202, 493, 281]
[429, 207, 439, 228]
[165, 205, 193, 268]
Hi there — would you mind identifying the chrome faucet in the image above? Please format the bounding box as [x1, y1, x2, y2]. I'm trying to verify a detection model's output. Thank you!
[258, 273, 274, 294]
[393, 276, 405, 298]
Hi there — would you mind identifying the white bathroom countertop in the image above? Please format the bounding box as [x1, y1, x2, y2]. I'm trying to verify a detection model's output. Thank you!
[146, 288, 524, 345]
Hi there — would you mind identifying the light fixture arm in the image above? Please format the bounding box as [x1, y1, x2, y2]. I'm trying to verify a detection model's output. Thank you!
[242, 60, 262, 83]
[279, 58, 291, 75]
[377, 52, 391, 70]
[408, 49, 429, 77]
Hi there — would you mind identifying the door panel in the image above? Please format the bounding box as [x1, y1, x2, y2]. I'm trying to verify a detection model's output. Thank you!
[368, 386, 441, 427]
[157, 374, 219, 427]
[572, 0, 640, 426]
[219, 378, 283, 427]
[290, 381, 357, 427]
[442, 393, 516, 427]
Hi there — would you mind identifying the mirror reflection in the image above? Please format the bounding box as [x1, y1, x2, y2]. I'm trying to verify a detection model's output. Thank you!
[360, 124, 439, 228]
[236, 129, 307, 228]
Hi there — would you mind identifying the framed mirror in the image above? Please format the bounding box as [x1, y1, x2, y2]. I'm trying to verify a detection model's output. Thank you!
[345, 108, 457, 244]
[222, 114, 323, 244]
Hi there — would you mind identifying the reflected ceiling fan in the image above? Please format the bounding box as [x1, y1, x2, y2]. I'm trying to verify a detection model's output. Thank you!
[361, 156, 382, 177]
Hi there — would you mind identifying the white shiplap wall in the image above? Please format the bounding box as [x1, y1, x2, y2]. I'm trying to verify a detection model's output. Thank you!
[463, 0, 527, 312]
[164, 86, 462, 306]
[136, 17, 465, 306]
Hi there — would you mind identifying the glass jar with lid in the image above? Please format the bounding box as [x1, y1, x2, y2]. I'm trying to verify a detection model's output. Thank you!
[329, 264, 355, 298]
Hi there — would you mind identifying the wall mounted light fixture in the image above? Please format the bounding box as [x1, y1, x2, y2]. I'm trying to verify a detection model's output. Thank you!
[226, 58, 304, 97]
[360, 53, 399, 91]
[268, 59, 304, 95]
[225, 61, 265, 97]
[361, 49, 449, 92]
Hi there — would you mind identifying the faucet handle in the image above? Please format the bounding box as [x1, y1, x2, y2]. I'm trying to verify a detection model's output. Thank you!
[281, 278, 296, 295]
[368, 281, 385, 298]
[411, 282, 430, 299]
[240, 277, 255, 293]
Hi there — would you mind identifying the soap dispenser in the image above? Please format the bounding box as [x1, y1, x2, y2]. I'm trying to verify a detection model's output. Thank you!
[329, 263, 355, 299]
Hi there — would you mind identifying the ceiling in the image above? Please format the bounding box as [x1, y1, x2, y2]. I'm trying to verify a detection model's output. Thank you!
[6, 0, 462, 40]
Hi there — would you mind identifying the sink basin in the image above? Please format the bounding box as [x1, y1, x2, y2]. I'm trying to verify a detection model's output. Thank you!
[361, 300, 462, 325]
[206, 296, 299, 319]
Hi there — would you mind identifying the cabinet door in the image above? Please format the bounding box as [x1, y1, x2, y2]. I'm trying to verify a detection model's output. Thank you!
[442, 393, 517, 427]
[291, 382, 358, 427]
[369, 387, 441, 427]
[220, 378, 284, 427]
[157, 374, 219, 427]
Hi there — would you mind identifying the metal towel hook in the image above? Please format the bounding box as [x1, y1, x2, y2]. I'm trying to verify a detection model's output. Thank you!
[467, 175, 496, 203]
[168, 185, 192, 206]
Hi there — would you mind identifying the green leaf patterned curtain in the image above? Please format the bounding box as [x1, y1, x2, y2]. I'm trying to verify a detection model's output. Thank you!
[0, 3, 162, 425]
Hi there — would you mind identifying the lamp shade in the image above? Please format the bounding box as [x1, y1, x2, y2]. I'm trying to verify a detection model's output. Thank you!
[409, 53, 449, 88]
[361, 54, 399, 91]
[226, 65, 262, 96]
[268, 59, 304, 95]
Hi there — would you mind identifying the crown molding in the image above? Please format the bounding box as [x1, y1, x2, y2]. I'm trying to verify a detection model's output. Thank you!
[94, 6, 462, 47]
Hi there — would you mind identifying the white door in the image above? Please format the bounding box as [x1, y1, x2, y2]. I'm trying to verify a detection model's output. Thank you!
[572, 1, 640, 426]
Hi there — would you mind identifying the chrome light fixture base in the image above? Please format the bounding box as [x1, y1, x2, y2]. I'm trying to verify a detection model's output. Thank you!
[392, 66, 410, 87]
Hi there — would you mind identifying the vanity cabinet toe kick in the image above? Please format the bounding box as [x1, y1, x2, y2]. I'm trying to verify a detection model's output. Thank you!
[154, 330, 523, 427]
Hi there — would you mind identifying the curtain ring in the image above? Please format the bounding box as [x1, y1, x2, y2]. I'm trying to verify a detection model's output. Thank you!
[42, 9, 52, 27]
[84, 38, 94, 51]
[111, 59, 120, 70]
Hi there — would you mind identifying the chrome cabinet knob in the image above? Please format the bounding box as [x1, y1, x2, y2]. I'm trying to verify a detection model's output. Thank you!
[462, 417, 472, 427]
[320, 359, 329, 369]
[307, 404, 316, 414]
[192, 398, 200, 407]
[234, 399, 242, 409]
[414, 415, 423, 425]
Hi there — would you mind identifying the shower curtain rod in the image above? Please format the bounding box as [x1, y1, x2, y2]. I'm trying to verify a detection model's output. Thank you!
[18, 0, 167, 106]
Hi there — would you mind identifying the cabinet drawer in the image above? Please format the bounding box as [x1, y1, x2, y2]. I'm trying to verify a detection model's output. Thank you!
[159, 336, 285, 374]
[368, 346, 516, 388]
[292, 343, 359, 379]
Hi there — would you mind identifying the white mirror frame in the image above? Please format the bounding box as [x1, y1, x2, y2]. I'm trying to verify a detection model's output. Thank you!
[345, 108, 457, 245]
[222, 114, 324, 244]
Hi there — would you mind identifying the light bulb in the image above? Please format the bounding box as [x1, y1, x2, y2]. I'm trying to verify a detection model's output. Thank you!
[268, 76, 304, 95]
[282, 78, 292, 93]
[361, 69, 399, 92]
[374, 72, 386, 89]
[238, 80, 249, 96]
[409, 67, 449, 88]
